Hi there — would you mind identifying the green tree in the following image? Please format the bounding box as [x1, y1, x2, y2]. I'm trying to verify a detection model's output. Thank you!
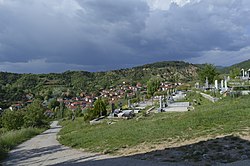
[59, 101, 65, 118]
[48, 99, 60, 110]
[23, 100, 48, 128]
[229, 67, 240, 79]
[83, 108, 96, 122]
[94, 98, 107, 116]
[1, 110, 24, 130]
[147, 79, 160, 105]
[147, 79, 160, 97]
[198, 64, 219, 84]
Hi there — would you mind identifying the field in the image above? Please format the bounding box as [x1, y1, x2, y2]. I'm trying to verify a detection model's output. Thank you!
[58, 94, 250, 156]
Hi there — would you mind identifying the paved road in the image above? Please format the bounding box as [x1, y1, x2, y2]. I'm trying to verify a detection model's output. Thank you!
[2, 121, 183, 166]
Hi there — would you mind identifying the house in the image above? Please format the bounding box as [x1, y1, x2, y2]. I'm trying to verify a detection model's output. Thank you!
[9, 103, 22, 111]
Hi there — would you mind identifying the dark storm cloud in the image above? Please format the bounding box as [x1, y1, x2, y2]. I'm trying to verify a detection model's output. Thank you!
[0, 0, 250, 73]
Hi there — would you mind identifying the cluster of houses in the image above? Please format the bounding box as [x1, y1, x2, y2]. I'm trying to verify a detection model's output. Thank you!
[6, 81, 185, 118]
[99, 82, 146, 101]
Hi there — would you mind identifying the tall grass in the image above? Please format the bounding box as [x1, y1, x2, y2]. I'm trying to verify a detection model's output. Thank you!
[58, 95, 250, 154]
[0, 128, 44, 161]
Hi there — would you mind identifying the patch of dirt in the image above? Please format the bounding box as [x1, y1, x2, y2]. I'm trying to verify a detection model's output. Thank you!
[117, 134, 250, 165]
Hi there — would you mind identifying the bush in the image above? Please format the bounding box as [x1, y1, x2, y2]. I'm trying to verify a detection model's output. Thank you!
[0, 128, 44, 161]
[93, 99, 107, 116]
[1, 110, 24, 130]
[23, 100, 49, 128]
[83, 108, 98, 122]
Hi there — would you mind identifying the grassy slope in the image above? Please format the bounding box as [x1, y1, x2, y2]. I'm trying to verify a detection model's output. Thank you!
[58, 95, 250, 154]
[0, 128, 44, 161]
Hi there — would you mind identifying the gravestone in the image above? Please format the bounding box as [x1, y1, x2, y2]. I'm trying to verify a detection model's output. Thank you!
[221, 80, 224, 89]
[195, 82, 199, 89]
[241, 69, 245, 77]
[215, 80, 218, 90]
[224, 80, 228, 90]
[111, 103, 115, 113]
[205, 77, 209, 89]
[128, 99, 131, 108]
[159, 96, 162, 109]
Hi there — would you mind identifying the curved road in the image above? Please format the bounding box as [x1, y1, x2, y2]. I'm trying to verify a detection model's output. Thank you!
[2, 121, 180, 166]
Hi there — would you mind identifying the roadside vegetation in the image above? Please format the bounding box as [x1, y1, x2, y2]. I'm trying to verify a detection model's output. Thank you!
[0, 100, 49, 162]
[58, 94, 250, 155]
[0, 128, 44, 161]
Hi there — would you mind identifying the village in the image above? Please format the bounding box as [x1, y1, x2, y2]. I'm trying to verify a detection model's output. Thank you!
[3, 67, 250, 123]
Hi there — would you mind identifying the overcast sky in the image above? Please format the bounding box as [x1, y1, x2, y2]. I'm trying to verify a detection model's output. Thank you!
[0, 0, 249, 73]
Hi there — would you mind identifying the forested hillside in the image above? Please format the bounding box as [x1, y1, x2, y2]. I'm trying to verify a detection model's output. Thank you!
[0, 61, 198, 108]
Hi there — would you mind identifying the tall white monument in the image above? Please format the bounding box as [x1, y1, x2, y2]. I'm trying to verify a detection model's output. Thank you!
[205, 77, 209, 89]
[241, 69, 245, 77]
[215, 80, 218, 90]
[159, 96, 162, 109]
[221, 80, 224, 89]
[224, 80, 228, 90]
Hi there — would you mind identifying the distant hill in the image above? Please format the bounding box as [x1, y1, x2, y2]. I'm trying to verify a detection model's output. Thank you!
[230, 59, 250, 69]
[221, 59, 250, 73]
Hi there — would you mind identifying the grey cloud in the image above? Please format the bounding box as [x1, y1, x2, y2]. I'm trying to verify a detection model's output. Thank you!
[0, 0, 250, 73]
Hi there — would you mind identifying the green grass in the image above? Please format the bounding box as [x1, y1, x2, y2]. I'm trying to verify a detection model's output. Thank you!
[0, 128, 44, 161]
[58, 95, 250, 154]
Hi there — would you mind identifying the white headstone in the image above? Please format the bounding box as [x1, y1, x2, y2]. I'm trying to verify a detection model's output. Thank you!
[221, 80, 224, 89]
[241, 69, 245, 77]
[159, 96, 162, 109]
[195, 82, 199, 89]
[215, 80, 218, 90]
[205, 77, 209, 89]
[224, 80, 228, 90]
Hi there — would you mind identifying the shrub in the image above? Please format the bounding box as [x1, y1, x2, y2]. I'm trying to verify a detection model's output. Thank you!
[83, 108, 98, 122]
[1, 110, 24, 130]
[93, 99, 107, 116]
[23, 100, 49, 128]
[0, 128, 43, 161]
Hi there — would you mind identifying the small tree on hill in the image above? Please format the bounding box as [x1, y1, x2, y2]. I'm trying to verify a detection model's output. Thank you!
[48, 99, 60, 110]
[94, 98, 107, 116]
[147, 79, 160, 105]
[198, 64, 219, 84]
[230, 67, 240, 79]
